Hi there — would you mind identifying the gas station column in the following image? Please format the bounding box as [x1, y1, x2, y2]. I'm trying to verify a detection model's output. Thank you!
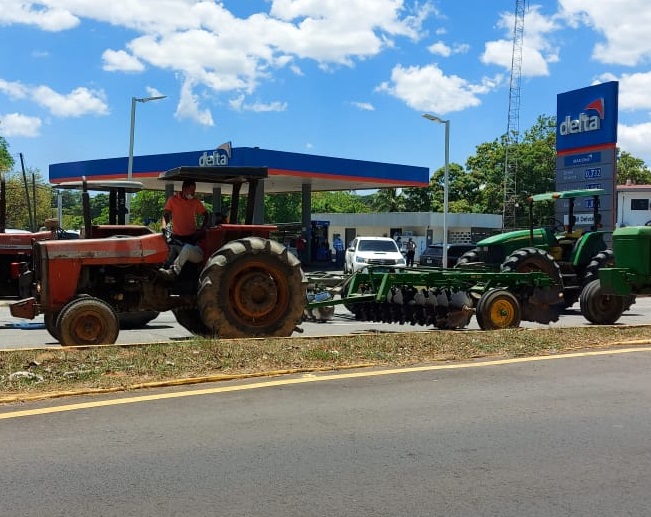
[302, 183, 312, 263]
[212, 187, 222, 223]
[253, 180, 265, 224]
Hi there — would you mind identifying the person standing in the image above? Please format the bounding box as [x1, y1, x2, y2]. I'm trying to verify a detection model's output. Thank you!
[405, 237, 417, 267]
[333, 234, 345, 268]
[158, 179, 209, 280]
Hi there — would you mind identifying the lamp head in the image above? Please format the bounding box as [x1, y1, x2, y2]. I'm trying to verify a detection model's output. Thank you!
[135, 95, 167, 103]
[422, 113, 447, 124]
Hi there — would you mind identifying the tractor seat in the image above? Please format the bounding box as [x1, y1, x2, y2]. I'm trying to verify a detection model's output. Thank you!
[557, 230, 584, 262]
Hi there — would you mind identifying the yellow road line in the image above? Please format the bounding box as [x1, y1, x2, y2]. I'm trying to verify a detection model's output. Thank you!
[2, 346, 650, 420]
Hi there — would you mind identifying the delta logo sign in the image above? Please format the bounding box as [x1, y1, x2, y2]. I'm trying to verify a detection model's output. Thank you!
[556, 81, 618, 153]
[199, 141, 232, 166]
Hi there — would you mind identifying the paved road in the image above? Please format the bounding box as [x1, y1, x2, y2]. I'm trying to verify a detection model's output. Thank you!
[2, 349, 651, 516]
[1, 296, 650, 349]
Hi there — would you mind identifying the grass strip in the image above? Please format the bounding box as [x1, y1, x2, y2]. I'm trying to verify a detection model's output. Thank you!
[1, 326, 650, 401]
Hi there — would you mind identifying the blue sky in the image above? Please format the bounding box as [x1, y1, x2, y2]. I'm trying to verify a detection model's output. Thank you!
[2, 0, 651, 185]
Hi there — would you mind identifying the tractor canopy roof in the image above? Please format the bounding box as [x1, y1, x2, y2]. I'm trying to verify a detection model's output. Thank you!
[529, 188, 606, 203]
[158, 166, 268, 186]
[54, 179, 144, 193]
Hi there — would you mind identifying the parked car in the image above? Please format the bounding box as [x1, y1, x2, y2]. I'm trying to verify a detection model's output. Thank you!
[344, 236, 406, 274]
[418, 243, 476, 268]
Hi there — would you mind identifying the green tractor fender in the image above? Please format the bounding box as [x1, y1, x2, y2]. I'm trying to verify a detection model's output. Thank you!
[571, 231, 608, 267]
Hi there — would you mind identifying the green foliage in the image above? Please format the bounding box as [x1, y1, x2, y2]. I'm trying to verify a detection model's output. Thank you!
[130, 189, 167, 226]
[429, 162, 484, 213]
[371, 188, 405, 212]
[464, 115, 557, 216]
[3, 170, 54, 230]
[311, 191, 371, 214]
[0, 136, 13, 172]
[264, 192, 301, 223]
[402, 186, 431, 212]
[617, 150, 651, 185]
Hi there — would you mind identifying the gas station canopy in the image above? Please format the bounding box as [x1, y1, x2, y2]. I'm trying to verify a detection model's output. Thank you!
[49, 146, 429, 194]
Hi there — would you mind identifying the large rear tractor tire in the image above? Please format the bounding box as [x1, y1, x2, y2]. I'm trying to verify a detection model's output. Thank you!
[197, 237, 307, 338]
[501, 247, 563, 324]
[476, 289, 522, 330]
[454, 248, 484, 268]
[172, 308, 213, 338]
[118, 311, 160, 329]
[56, 297, 119, 346]
[579, 279, 625, 325]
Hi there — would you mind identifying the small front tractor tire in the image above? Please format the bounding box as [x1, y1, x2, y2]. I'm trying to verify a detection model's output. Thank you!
[56, 297, 119, 346]
[197, 237, 307, 338]
[44, 312, 60, 341]
[579, 279, 625, 325]
[582, 249, 635, 312]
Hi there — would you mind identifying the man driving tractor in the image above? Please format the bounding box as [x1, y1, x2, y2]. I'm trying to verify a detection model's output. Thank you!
[158, 179, 209, 280]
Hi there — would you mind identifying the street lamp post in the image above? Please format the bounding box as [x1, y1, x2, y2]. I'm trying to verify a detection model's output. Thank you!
[423, 114, 450, 268]
[127, 95, 166, 222]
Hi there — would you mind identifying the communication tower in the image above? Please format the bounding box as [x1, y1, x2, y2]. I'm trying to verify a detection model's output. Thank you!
[502, 0, 527, 228]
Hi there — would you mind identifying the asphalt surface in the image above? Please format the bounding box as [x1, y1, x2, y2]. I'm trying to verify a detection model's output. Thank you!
[2, 349, 651, 516]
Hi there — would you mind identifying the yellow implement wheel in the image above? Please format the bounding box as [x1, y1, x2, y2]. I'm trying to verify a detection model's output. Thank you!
[476, 289, 522, 330]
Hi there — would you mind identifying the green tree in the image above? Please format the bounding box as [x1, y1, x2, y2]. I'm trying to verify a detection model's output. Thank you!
[428, 162, 484, 213]
[131, 190, 167, 226]
[3, 170, 53, 229]
[265, 192, 301, 223]
[0, 136, 13, 172]
[617, 150, 651, 185]
[311, 191, 370, 213]
[465, 115, 557, 215]
[371, 188, 405, 212]
[402, 186, 431, 212]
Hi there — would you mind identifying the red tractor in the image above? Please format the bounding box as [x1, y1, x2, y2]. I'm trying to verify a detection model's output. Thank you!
[11, 166, 307, 346]
[0, 172, 60, 298]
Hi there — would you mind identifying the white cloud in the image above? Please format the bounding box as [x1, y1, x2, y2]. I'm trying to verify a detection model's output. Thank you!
[0, 0, 79, 31]
[102, 49, 145, 72]
[618, 123, 651, 164]
[174, 79, 213, 126]
[229, 94, 287, 112]
[376, 64, 495, 114]
[1, 0, 435, 121]
[0, 113, 42, 137]
[558, 0, 651, 66]
[0, 79, 108, 117]
[351, 101, 375, 111]
[595, 72, 651, 111]
[428, 41, 452, 57]
[427, 41, 469, 57]
[481, 5, 561, 77]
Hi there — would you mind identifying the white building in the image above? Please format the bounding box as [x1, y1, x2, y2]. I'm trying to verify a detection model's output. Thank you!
[617, 184, 651, 227]
[311, 211, 502, 261]
[616, 183, 651, 227]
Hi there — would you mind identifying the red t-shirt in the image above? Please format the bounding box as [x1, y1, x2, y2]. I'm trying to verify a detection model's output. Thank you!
[164, 194, 207, 236]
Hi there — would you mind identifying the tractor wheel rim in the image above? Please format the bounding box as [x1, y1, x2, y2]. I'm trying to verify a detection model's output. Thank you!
[489, 298, 515, 327]
[231, 265, 288, 321]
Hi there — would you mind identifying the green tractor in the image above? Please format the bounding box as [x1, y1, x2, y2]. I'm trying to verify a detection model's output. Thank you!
[456, 188, 618, 311]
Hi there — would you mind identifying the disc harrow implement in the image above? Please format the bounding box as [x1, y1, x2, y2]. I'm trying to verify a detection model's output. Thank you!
[306, 267, 564, 331]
